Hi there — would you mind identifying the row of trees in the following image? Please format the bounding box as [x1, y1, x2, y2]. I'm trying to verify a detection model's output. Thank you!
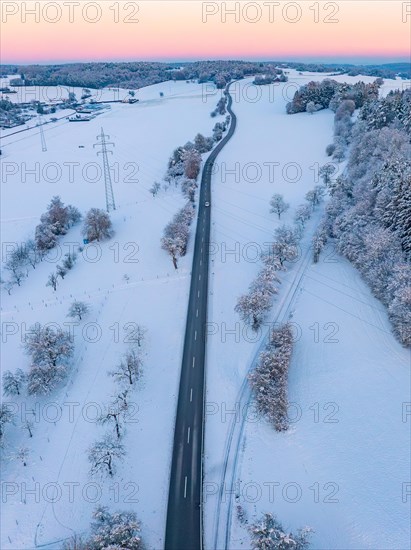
[159, 116, 231, 266]
[210, 96, 227, 117]
[88, 326, 146, 478]
[324, 89, 411, 345]
[324, 98, 356, 162]
[235, 187, 325, 330]
[161, 203, 196, 269]
[249, 324, 294, 432]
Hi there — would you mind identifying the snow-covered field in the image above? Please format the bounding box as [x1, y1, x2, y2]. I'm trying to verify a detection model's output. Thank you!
[1, 70, 410, 549]
[0, 79, 223, 549]
[203, 73, 411, 550]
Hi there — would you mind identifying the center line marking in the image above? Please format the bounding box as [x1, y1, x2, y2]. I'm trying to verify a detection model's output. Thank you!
[187, 427, 191, 444]
[192, 356, 195, 368]
[190, 388, 193, 401]
[198, 290, 200, 298]
[184, 476, 188, 498]
[194, 330, 197, 340]
[196, 308, 199, 317]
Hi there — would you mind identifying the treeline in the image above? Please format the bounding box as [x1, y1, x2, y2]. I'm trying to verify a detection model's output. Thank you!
[286, 78, 381, 114]
[324, 88, 411, 346]
[249, 324, 294, 432]
[2, 60, 409, 90]
[160, 112, 230, 268]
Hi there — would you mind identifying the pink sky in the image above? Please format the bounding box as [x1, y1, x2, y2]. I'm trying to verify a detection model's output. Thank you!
[1, 1, 410, 64]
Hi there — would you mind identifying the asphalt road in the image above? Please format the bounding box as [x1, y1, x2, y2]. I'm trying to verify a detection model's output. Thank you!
[165, 83, 237, 550]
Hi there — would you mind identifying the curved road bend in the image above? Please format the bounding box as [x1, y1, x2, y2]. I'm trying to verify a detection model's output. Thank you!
[165, 83, 237, 550]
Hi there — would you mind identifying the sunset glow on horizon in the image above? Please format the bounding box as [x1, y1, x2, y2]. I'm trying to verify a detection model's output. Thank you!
[1, 0, 410, 65]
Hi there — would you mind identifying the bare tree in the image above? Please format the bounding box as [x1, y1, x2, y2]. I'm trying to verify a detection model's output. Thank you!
[22, 420, 34, 438]
[110, 348, 142, 387]
[150, 182, 161, 197]
[98, 396, 128, 439]
[15, 446, 30, 467]
[46, 272, 59, 291]
[88, 434, 125, 477]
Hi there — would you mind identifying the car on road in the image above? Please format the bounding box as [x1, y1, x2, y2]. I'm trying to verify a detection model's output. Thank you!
[204, 201, 210, 207]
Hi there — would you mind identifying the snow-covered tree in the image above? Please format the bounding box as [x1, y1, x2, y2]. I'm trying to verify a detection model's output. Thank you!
[27, 363, 68, 396]
[25, 239, 39, 268]
[306, 101, 316, 115]
[150, 181, 161, 197]
[2, 369, 26, 396]
[312, 224, 328, 263]
[82, 208, 113, 242]
[4, 249, 27, 286]
[270, 194, 290, 219]
[40, 196, 69, 236]
[88, 434, 125, 477]
[98, 394, 129, 439]
[319, 164, 337, 186]
[161, 203, 195, 269]
[62, 251, 77, 271]
[249, 323, 293, 432]
[35, 222, 58, 253]
[67, 301, 90, 321]
[248, 513, 312, 549]
[67, 204, 82, 226]
[46, 272, 59, 291]
[235, 283, 273, 331]
[24, 323, 74, 368]
[181, 178, 198, 202]
[294, 204, 312, 228]
[325, 143, 336, 157]
[110, 348, 142, 387]
[0, 404, 14, 445]
[182, 148, 202, 180]
[271, 225, 299, 266]
[388, 285, 411, 346]
[305, 186, 325, 209]
[194, 133, 212, 153]
[88, 506, 143, 549]
[56, 264, 68, 280]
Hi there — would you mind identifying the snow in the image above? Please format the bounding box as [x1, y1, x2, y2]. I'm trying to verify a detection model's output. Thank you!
[1, 70, 410, 549]
[0, 79, 221, 549]
[203, 73, 411, 549]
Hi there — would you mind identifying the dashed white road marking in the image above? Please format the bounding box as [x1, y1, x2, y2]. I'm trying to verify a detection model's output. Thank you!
[187, 427, 191, 444]
[184, 476, 188, 498]
[190, 388, 193, 402]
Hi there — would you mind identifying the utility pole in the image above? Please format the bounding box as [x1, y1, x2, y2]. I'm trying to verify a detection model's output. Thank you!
[38, 115, 47, 152]
[94, 128, 116, 212]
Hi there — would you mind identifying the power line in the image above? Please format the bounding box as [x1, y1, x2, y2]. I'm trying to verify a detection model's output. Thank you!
[94, 128, 116, 212]
[38, 115, 47, 152]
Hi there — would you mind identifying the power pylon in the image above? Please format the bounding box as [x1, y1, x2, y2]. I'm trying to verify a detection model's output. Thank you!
[94, 128, 116, 212]
[38, 115, 47, 152]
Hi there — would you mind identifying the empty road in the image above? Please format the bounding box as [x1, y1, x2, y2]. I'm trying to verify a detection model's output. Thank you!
[165, 83, 237, 550]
